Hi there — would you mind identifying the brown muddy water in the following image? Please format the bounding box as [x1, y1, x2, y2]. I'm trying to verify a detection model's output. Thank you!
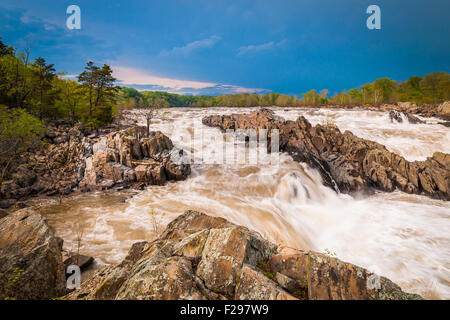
[29, 107, 450, 299]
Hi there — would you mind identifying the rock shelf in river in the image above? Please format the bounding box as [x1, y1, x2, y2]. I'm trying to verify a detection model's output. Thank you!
[64, 210, 422, 300]
[202, 109, 450, 200]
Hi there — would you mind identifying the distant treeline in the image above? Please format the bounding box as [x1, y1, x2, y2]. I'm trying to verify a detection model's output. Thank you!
[120, 72, 450, 109]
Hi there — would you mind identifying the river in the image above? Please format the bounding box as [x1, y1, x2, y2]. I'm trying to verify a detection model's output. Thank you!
[31, 107, 450, 299]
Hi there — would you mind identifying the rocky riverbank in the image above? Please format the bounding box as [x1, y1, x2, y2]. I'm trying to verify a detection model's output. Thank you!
[202, 109, 450, 200]
[0, 124, 191, 211]
[0, 208, 422, 300]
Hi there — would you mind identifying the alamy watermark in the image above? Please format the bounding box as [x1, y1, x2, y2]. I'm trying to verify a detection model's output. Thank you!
[66, 5, 381, 31]
[366, 5, 381, 30]
[164, 123, 281, 167]
[66, 264, 81, 289]
[66, 5, 81, 30]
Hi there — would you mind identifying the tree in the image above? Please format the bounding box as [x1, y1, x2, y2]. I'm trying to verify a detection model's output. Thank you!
[0, 37, 14, 56]
[373, 78, 396, 103]
[348, 88, 362, 104]
[421, 72, 450, 103]
[78, 61, 118, 128]
[302, 89, 319, 105]
[31, 57, 56, 119]
[55, 77, 84, 124]
[78, 61, 99, 117]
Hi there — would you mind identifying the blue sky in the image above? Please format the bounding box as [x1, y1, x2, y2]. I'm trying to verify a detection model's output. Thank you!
[0, 0, 449, 95]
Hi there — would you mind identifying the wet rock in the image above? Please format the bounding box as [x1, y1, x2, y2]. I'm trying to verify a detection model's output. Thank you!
[203, 110, 450, 200]
[0, 209, 7, 219]
[65, 210, 420, 300]
[0, 209, 66, 300]
[389, 110, 404, 123]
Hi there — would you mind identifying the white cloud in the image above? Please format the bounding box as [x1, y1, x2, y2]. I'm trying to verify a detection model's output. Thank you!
[20, 12, 58, 30]
[237, 39, 286, 56]
[111, 65, 268, 95]
[160, 35, 221, 56]
[112, 66, 216, 89]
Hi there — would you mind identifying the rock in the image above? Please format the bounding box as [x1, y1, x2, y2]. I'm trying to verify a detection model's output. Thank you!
[235, 264, 297, 300]
[0, 209, 66, 299]
[65, 210, 421, 300]
[202, 110, 450, 200]
[116, 256, 203, 300]
[80, 128, 189, 191]
[437, 101, 450, 117]
[0, 124, 190, 201]
[141, 131, 174, 161]
[389, 110, 404, 123]
[53, 135, 68, 144]
[389, 110, 425, 124]
[307, 251, 422, 300]
[0, 209, 7, 220]
[0, 199, 16, 209]
[64, 254, 94, 271]
[405, 113, 425, 124]
[195, 226, 273, 297]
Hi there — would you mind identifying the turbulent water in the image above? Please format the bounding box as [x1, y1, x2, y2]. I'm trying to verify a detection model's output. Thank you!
[33, 107, 450, 299]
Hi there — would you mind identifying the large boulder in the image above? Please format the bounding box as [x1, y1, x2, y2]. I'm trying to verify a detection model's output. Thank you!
[203, 110, 450, 200]
[66, 210, 421, 300]
[0, 209, 66, 300]
[79, 128, 190, 191]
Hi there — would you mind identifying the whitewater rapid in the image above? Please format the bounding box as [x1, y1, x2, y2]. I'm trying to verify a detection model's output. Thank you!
[34, 107, 450, 299]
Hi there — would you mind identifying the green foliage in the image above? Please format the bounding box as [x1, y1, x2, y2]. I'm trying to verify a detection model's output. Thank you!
[0, 37, 448, 131]
[323, 248, 338, 259]
[148, 208, 166, 235]
[77, 61, 118, 128]
[0, 37, 14, 56]
[0, 105, 45, 182]
[4, 267, 25, 299]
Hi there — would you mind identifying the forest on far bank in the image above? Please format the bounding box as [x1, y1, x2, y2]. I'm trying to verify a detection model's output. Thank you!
[120, 70, 449, 109]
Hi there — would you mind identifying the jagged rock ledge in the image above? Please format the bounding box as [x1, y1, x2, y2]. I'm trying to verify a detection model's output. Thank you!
[0, 125, 191, 209]
[202, 109, 450, 200]
[0, 209, 66, 300]
[64, 210, 421, 300]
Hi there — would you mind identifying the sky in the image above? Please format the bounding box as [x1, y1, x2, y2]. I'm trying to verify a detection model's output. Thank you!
[0, 0, 449, 96]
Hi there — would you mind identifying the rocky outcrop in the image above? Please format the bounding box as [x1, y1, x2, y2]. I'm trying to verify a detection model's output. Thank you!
[79, 127, 190, 191]
[389, 110, 425, 124]
[65, 210, 422, 300]
[0, 208, 66, 300]
[202, 109, 450, 200]
[0, 125, 89, 202]
[0, 125, 191, 205]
